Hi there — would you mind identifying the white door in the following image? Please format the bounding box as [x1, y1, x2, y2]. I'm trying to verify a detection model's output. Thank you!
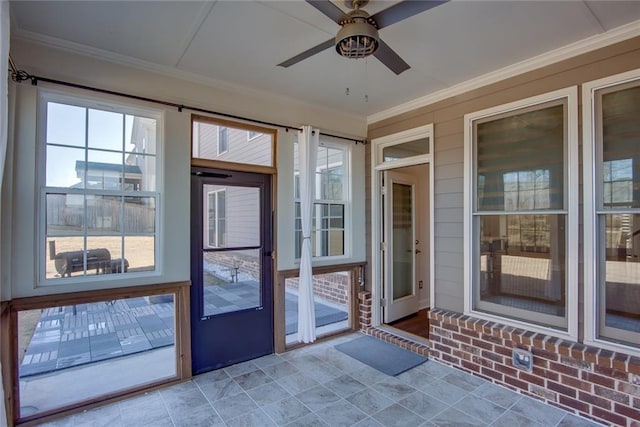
[383, 170, 419, 323]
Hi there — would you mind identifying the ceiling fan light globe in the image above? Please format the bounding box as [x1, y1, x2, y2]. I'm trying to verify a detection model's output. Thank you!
[335, 20, 379, 58]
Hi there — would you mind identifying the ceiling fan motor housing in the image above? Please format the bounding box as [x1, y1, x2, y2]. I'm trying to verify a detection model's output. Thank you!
[335, 10, 379, 58]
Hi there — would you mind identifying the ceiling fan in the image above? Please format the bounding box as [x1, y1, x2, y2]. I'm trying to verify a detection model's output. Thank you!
[278, 0, 448, 75]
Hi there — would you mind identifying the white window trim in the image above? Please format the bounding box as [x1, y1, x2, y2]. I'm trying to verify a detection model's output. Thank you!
[37, 90, 164, 286]
[370, 123, 434, 328]
[294, 139, 351, 263]
[582, 68, 640, 355]
[206, 189, 226, 248]
[463, 87, 579, 341]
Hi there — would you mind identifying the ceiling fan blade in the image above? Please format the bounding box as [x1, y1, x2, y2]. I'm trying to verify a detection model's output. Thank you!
[372, 0, 448, 29]
[277, 38, 335, 68]
[374, 39, 410, 75]
[305, 0, 350, 25]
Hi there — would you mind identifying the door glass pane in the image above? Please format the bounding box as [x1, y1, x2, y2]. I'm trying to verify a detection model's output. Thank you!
[383, 137, 429, 162]
[392, 182, 413, 300]
[202, 185, 259, 248]
[202, 249, 261, 317]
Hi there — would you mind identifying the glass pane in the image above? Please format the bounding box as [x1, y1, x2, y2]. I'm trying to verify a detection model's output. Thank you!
[88, 109, 123, 151]
[600, 84, 640, 209]
[86, 150, 124, 190]
[124, 196, 155, 234]
[126, 153, 156, 192]
[284, 272, 350, 346]
[202, 249, 261, 317]
[46, 145, 85, 188]
[47, 102, 86, 147]
[126, 115, 157, 155]
[392, 182, 413, 300]
[203, 185, 259, 248]
[476, 103, 564, 211]
[192, 120, 273, 167]
[124, 235, 155, 272]
[86, 236, 123, 276]
[46, 193, 84, 236]
[383, 136, 429, 162]
[46, 236, 84, 279]
[600, 214, 640, 340]
[477, 214, 566, 317]
[87, 195, 122, 234]
[18, 294, 176, 417]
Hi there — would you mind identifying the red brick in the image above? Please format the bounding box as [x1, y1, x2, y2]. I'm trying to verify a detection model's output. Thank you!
[595, 385, 630, 405]
[529, 384, 557, 401]
[548, 381, 577, 398]
[594, 364, 630, 381]
[460, 327, 479, 338]
[432, 342, 452, 354]
[442, 322, 460, 333]
[461, 360, 480, 373]
[545, 336, 560, 352]
[582, 372, 615, 389]
[481, 366, 503, 381]
[532, 333, 546, 349]
[629, 357, 640, 376]
[558, 395, 589, 413]
[618, 382, 640, 397]
[483, 334, 505, 346]
[613, 353, 629, 372]
[532, 347, 560, 362]
[597, 349, 614, 368]
[583, 346, 599, 364]
[558, 341, 573, 357]
[460, 343, 481, 356]
[453, 349, 472, 361]
[549, 361, 579, 377]
[591, 406, 626, 426]
[615, 403, 640, 421]
[441, 353, 458, 365]
[441, 337, 460, 349]
[579, 391, 612, 410]
[472, 355, 493, 368]
[472, 338, 493, 351]
[532, 366, 558, 381]
[505, 376, 528, 391]
[453, 333, 472, 345]
[560, 356, 592, 371]
[571, 343, 587, 360]
[481, 350, 504, 364]
[634, 397, 640, 409]
[561, 374, 592, 392]
[519, 371, 545, 387]
[521, 331, 536, 346]
[495, 363, 518, 378]
[494, 345, 512, 358]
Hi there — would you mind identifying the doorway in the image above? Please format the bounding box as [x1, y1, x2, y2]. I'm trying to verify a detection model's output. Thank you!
[371, 124, 434, 341]
[190, 167, 274, 374]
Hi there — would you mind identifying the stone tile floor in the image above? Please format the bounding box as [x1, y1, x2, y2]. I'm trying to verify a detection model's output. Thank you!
[41, 333, 603, 427]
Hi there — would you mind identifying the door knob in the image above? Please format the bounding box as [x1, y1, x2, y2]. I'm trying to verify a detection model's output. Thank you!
[415, 249, 421, 254]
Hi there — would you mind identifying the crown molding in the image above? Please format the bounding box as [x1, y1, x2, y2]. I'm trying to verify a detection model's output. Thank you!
[367, 19, 640, 125]
[10, 28, 367, 129]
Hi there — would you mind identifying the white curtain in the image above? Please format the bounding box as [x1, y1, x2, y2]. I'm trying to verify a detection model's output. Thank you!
[297, 125, 319, 343]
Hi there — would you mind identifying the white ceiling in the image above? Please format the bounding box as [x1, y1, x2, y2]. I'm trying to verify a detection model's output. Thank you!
[9, 1, 640, 119]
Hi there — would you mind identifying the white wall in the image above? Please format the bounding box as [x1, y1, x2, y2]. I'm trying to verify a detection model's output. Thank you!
[3, 39, 367, 299]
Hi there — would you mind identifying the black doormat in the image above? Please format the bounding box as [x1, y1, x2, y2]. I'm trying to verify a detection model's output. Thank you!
[335, 335, 427, 376]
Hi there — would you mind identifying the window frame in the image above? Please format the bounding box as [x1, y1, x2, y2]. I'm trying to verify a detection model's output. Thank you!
[37, 90, 164, 286]
[206, 188, 226, 248]
[463, 87, 578, 340]
[583, 69, 640, 353]
[294, 138, 351, 261]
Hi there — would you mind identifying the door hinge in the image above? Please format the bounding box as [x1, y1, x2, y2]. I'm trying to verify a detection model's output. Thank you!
[380, 242, 386, 251]
[380, 298, 386, 307]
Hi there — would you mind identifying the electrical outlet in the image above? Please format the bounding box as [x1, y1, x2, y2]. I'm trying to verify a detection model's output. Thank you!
[512, 348, 533, 372]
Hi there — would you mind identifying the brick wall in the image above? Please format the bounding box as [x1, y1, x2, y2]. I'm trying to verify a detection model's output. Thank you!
[358, 291, 429, 357]
[429, 308, 640, 427]
[286, 272, 349, 306]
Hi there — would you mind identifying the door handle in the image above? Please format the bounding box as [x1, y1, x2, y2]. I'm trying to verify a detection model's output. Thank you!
[415, 249, 421, 254]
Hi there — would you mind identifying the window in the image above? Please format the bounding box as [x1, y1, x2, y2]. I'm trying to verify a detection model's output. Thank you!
[584, 70, 640, 349]
[207, 189, 226, 248]
[218, 127, 228, 155]
[191, 116, 275, 168]
[40, 93, 161, 282]
[464, 88, 577, 335]
[294, 141, 348, 259]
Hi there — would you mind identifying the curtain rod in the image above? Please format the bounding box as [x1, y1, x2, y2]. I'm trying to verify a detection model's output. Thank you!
[10, 69, 366, 145]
